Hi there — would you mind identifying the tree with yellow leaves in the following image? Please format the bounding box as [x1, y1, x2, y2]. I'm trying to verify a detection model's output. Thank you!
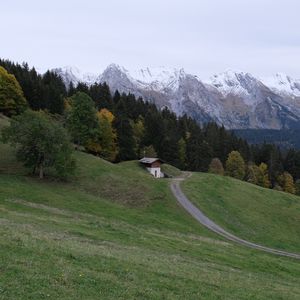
[0, 66, 27, 116]
[225, 151, 245, 180]
[277, 172, 296, 194]
[96, 108, 118, 161]
[258, 163, 271, 188]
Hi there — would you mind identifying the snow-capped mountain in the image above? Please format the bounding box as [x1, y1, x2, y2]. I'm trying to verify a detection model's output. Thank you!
[53, 65, 300, 130]
[261, 73, 300, 97]
[53, 66, 98, 87]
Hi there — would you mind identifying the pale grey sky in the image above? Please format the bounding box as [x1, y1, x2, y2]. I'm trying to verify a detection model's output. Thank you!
[1, 0, 300, 78]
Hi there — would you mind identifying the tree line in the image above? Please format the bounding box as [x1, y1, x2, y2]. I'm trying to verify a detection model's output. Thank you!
[0, 58, 300, 195]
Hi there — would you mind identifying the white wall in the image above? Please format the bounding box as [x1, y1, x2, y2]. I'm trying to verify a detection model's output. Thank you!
[147, 167, 161, 178]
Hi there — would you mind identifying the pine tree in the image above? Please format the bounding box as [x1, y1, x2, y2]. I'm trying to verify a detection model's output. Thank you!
[114, 117, 136, 161]
[113, 90, 121, 105]
[66, 92, 98, 148]
[132, 116, 145, 157]
[94, 83, 113, 110]
[284, 149, 300, 180]
[177, 138, 187, 170]
[41, 71, 66, 114]
[143, 145, 157, 157]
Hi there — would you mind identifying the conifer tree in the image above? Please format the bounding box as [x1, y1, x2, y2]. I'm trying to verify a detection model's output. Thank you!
[143, 145, 157, 157]
[114, 117, 136, 161]
[66, 92, 98, 148]
[132, 116, 145, 157]
[178, 138, 187, 169]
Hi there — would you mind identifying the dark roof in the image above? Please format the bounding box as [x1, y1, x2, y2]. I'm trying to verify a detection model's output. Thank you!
[139, 157, 164, 164]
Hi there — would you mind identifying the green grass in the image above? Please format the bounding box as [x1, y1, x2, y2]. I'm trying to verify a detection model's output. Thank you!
[161, 164, 182, 178]
[0, 120, 300, 299]
[182, 172, 300, 253]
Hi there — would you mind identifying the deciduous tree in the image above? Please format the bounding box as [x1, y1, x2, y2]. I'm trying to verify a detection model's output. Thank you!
[277, 172, 296, 194]
[95, 108, 118, 161]
[209, 158, 224, 175]
[0, 66, 27, 116]
[225, 151, 245, 180]
[2, 110, 75, 179]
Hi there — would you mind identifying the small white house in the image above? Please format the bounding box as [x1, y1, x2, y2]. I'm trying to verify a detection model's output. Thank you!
[139, 157, 164, 178]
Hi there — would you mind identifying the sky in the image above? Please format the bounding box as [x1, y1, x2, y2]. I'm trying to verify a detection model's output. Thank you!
[1, 0, 300, 78]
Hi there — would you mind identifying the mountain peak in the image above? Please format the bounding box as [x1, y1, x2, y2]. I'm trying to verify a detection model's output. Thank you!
[53, 64, 300, 129]
[104, 63, 128, 73]
[207, 69, 260, 98]
[261, 73, 300, 97]
[53, 66, 98, 86]
[129, 66, 186, 92]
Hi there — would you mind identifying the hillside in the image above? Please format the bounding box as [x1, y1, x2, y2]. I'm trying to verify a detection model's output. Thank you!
[183, 173, 300, 253]
[233, 128, 300, 149]
[0, 135, 300, 298]
[0, 116, 300, 299]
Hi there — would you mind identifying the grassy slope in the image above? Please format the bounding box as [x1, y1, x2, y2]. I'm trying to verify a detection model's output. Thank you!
[183, 172, 300, 253]
[0, 117, 300, 299]
[161, 164, 182, 178]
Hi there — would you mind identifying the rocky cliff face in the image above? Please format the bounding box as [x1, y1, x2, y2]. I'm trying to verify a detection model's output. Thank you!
[53, 64, 300, 129]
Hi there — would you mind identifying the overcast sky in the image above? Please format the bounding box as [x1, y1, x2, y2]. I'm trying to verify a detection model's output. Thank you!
[1, 0, 300, 78]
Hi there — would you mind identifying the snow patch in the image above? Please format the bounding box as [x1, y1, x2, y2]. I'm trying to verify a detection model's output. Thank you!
[261, 73, 300, 97]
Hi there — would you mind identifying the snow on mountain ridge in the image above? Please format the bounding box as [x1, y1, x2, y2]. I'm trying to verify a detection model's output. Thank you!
[54, 65, 300, 98]
[54, 66, 97, 86]
[261, 73, 300, 97]
[53, 64, 300, 129]
[205, 70, 270, 106]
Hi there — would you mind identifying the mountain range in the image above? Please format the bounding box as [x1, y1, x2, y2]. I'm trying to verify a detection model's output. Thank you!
[53, 64, 300, 130]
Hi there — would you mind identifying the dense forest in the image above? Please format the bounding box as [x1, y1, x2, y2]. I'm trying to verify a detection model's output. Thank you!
[233, 129, 300, 150]
[1, 58, 300, 194]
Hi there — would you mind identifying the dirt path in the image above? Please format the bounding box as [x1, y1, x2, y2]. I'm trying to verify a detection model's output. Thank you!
[170, 173, 300, 260]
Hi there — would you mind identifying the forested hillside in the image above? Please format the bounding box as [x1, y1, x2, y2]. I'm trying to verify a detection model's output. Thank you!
[234, 129, 300, 149]
[1, 58, 300, 194]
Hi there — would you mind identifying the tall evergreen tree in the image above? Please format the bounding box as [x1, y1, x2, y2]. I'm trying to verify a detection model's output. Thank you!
[114, 117, 136, 161]
[66, 92, 98, 148]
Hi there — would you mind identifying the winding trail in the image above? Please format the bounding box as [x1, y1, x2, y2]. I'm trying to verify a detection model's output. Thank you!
[170, 173, 300, 260]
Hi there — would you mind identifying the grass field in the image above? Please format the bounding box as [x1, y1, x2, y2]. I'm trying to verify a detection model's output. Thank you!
[0, 116, 300, 299]
[161, 164, 182, 178]
[182, 172, 300, 253]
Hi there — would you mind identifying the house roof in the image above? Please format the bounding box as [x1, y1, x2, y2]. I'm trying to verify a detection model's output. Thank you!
[139, 157, 164, 164]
